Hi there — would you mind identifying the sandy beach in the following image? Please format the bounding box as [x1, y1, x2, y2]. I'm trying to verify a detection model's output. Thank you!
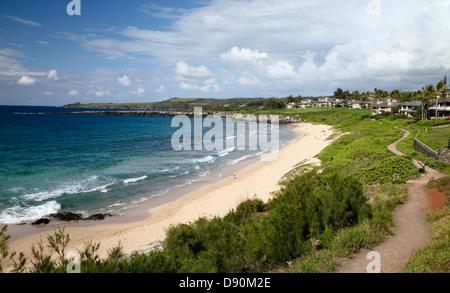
[7, 122, 337, 261]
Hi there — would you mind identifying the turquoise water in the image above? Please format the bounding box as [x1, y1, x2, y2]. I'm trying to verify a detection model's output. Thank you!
[0, 106, 299, 223]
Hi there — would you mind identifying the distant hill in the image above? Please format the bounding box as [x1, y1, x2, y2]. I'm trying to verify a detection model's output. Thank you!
[63, 97, 269, 111]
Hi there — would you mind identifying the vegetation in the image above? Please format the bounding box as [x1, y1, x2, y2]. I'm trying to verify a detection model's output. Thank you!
[402, 176, 449, 273]
[417, 127, 450, 151]
[263, 97, 286, 110]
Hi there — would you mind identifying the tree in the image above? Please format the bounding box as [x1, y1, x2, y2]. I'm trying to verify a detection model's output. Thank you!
[333, 88, 344, 100]
[435, 78, 448, 122]
[263, 98, 286, 110]
[351, 90, 361, 101]
[361, 93, 369, 116]
[285, 95, 295, 104]
[390, 90, 402, 102]
[416, 87, 434, 121]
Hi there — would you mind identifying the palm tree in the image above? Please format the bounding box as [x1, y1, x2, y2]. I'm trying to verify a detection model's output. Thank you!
[435, 79, 448, 122]
[390, 90, 402, 102]
[415, 88, 433, 121]
[361, 93, 369, 116]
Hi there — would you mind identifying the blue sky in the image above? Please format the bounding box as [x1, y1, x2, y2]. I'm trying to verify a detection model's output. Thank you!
[1, 0, 449, 106]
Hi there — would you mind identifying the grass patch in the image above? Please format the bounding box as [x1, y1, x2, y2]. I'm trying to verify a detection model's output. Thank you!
[402, 206, 450, 273]
[417, 127, 450, 151]
[395, 128, 450, 174]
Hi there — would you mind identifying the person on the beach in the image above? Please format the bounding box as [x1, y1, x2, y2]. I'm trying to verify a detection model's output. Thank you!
[233, 174, 237, 180]
[219, 170, 222, 179]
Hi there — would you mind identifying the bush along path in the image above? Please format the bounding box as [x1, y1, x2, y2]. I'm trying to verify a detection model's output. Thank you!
[337, 127, 445, 273]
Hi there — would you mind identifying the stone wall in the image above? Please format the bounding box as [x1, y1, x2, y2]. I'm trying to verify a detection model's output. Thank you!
[413, 130, 450, 164]
[438, 148, 450, 165]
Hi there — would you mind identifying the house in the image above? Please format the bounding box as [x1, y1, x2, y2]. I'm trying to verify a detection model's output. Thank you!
[286, 102, 297, 109]
[316, 97, 339, 108]
[428, 98, 450, 119]
[399, 101, 421, 118]
[375, 98, 396, 106]
[333, 98, 344, 107]
[371, 102, 394, 115]
[347, 100, 363, 109]
[298, 99, 315, 108]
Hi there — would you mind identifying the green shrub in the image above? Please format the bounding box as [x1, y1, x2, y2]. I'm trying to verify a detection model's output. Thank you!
[351, 156, 417, 184]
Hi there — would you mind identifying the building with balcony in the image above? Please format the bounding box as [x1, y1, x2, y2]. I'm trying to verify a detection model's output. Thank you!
[428, 98, 450, 119]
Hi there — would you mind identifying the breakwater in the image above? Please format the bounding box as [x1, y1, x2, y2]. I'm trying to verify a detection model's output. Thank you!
[44, 110, 302, 124]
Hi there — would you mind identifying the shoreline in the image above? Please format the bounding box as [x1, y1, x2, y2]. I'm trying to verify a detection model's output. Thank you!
[7, 122, 337, 260]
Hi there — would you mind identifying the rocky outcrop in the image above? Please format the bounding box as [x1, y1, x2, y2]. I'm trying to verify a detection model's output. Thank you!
[31, 212, 112, 226]
[43, 111, 302, 124]
[32, 218, 50, 226]
[49, 212, 83, 221]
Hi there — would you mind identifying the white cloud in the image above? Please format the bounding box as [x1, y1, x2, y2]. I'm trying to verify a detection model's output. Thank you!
[0, 48, 25, 58]
[96, 90, 110, 97]
[87, 89, 110, 98]
[175, 61, 219, 92]
[138, 3, 188, 19]
[68, 90, 79, 96]
[237, 73, 261, 86]
[3, 14, 42, 27]
[220, 47, 268, 63]
[175, 61, 214, 80]
[156, 84, 166, 93]
[0, 54, 46, 81]
[17, 75, 36, 85]
[137, 87, 145, 95]
[118, 75, 131, 86]
[47, 69, 59, 81]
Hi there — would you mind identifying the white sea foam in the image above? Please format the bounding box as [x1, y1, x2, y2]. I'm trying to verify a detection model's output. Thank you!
[217, 147, 236, 157]
[87, 183, 112, 193]
[231, 154, 254, 165]
[123, 175, 148, 184]
[7, 186, 24, 193]
[0, 201, 61, 224]
[21, 175, 115, 201]
[191, 155, 214, 163]
[107, 202, 126, 208]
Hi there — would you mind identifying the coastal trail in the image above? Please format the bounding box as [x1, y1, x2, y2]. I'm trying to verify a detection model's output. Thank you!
[337, 127, 445, 273]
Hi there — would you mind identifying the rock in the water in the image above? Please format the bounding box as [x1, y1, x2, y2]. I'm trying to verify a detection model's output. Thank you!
[49, 212, 83, 221]
[85, 213, 112, 221]
[32, 218, 50, 225]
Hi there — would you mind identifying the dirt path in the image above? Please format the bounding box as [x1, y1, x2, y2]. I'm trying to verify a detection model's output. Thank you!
[337, 127, 445, 273]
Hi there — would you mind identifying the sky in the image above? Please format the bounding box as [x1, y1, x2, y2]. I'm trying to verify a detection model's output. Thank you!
[0, 0, 449, 106]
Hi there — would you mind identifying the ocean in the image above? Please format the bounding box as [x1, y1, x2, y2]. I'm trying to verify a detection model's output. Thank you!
[0, 105, 299, 224]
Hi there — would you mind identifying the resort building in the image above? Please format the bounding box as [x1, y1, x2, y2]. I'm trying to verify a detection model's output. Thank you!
[428, 98, 450, 119]
[298, 99, 315, 108]
[399, 101, 421, 118]
[370, 102, 394, 115]
[347, 100, 364, 109]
